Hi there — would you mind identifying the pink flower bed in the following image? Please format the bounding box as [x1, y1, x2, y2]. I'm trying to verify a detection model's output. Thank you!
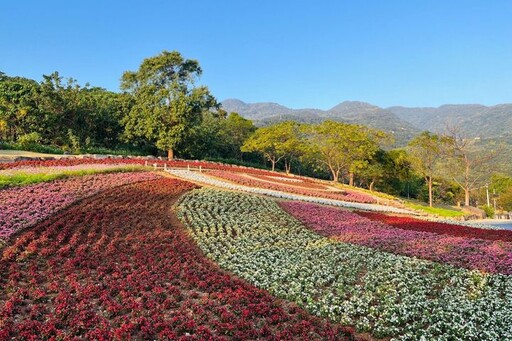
[0, 158, 280, 177]
[280, 201, 512, 274]
[210, 170, 377, 204]
[357, 211, 512, 242]
[0, 172, 159, 242]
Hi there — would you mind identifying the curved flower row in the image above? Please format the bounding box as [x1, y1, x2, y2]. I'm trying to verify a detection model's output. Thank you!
[1, 157, 288, 178]
[0, 178, 352, 340]
[280, 201, 512, 275]
[357, 211, 512, 240]
[0, 163, 142, 176]
[0, 171, 160, 243]
[176, 188, 512, 340]
[246, 174, 329, 190]
[209, 170, 377, 203]
[170, 169, 412, 214]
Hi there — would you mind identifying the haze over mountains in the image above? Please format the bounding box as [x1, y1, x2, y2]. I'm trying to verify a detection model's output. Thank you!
[221, 99, 512, 146]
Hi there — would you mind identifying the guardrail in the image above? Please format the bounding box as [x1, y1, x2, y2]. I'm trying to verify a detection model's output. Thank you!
[145, 161, 204, 172]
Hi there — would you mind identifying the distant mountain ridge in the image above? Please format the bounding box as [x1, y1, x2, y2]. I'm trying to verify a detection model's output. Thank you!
[221, 99, 512, 145]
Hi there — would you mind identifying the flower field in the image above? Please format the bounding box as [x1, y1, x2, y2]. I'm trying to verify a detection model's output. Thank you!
[280, 201, 512, 275]
[0, 177, 353, 340]
[170, 169, 411, 214]
[208, 170, 376, 203]
[3, 159, 512, 340]
[177, 189, 512, 340]
[0, 171, 159, 244]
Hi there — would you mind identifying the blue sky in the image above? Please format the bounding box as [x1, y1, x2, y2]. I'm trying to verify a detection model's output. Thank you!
[1, 1, 511, 109]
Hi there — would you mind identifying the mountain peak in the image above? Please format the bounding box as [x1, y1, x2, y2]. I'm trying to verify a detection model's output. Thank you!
[329, 101, 380, 113]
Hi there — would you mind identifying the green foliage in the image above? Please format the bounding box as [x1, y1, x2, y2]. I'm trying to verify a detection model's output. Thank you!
[480, 205, 495, 218]
[404, 201, 465, 217]
[497, 186, 512, 211]
[0, 72, 132, 152]
[302, 121, 381, 182]
[0, 141, 64, 154]
[17, 132, 42, 148]
[241, 121, 303, 171]
[121, 50, 218, 158]
[408, 131, 452, 207]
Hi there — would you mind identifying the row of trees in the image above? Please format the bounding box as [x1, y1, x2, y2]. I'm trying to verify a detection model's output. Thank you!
[0, 51, 256, 160]
[0, 72, 133, 152]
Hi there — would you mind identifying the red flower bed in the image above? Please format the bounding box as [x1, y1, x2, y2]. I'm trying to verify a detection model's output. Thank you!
[357, 211, 512, 242]
[0, 178, 352, 340]
[209, 170, 376, 204]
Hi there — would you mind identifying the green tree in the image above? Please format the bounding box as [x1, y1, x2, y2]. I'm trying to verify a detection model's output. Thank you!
[303, 121, 379, 183]
[408, 131, 451, 207]
[241, 121, 302, 172]
[0, 74, 42, 142]
[222, 112, 256, 160]
[121, 50, 218, 159]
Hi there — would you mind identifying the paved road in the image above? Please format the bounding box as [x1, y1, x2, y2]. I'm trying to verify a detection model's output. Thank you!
[473, 219, 512, 230]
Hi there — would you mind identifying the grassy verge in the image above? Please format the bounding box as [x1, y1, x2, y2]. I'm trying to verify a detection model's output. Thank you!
[405, 201, 465, 217]
[0, 166, 146, 189]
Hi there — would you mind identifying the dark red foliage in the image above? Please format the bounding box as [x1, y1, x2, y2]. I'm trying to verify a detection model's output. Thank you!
[357, 211, 512, 242]
[0, 178, 353, 340]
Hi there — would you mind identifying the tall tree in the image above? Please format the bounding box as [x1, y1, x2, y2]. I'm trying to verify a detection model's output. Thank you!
[241, 121, 302, 172]
[446, 126, 503, 207]
[408, 131, 451, 207]
[304, 121, 379, 183]
[121, 50, 217, 159]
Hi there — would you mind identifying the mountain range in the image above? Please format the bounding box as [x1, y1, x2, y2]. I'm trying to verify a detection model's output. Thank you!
[221, 99, 512, 146]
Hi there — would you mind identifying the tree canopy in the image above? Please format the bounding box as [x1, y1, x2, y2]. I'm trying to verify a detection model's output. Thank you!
[121, 50, 218, 159]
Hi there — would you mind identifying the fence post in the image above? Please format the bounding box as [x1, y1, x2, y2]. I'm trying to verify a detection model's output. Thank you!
[187, 164, 190, 171]
[164, 163, 167, 171]
[199, 165, 202, 173]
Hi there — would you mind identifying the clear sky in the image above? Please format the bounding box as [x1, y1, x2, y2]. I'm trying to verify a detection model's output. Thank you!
[1, 1, 511, 109]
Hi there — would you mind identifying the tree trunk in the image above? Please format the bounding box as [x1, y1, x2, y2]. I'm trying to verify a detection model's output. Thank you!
[284, 160, 291, 175]
[330, 168, 339, 183]
[168, 149, 174, 160]
[428, 177, 433, 207]
[369, 180, 375, 192]
[349, 172, 354, 187]
[270, 159, 276, 172]
[464, 188, 470, 207]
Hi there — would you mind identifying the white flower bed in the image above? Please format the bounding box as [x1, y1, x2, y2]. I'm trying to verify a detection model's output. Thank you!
[176, 188, 512, 340]
[168, 169, 414, 214]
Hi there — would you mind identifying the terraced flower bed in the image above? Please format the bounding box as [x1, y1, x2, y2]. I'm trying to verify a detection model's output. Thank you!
[177, 188, 512, 340]
[281, 201, 512, 274]
[0, 178, 353, 340]
[170, 169, 412, 214]
[0, 171, 159, 243]
[208, 170, 376, 203]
